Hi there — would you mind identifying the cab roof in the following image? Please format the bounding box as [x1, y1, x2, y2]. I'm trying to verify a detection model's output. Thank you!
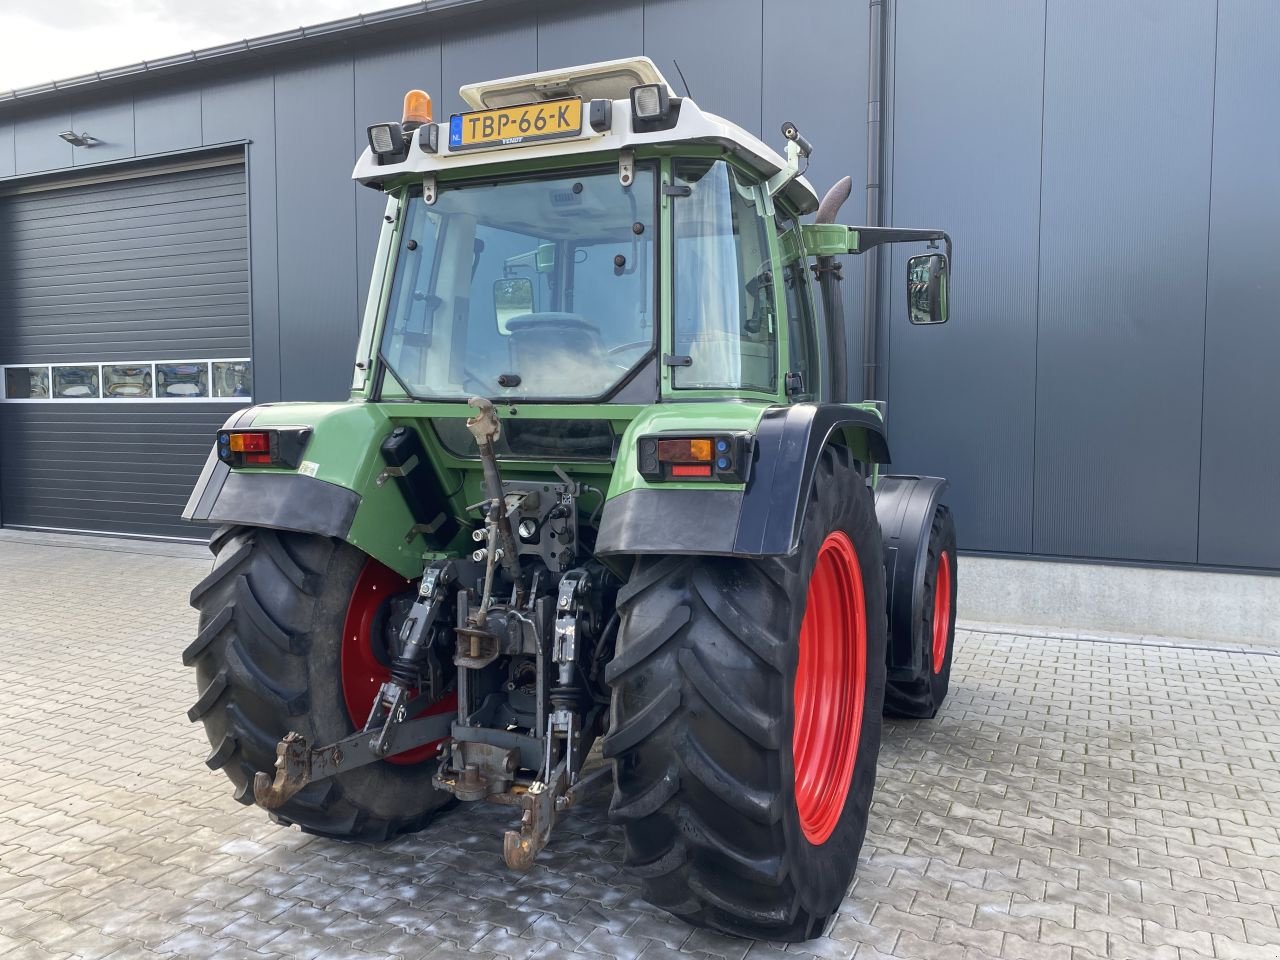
[351, 57, 819, 215]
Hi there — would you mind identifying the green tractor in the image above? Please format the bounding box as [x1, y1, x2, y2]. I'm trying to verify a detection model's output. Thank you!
[183, 58, 957, 940]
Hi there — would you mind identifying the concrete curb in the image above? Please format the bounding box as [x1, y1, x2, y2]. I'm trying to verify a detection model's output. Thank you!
[958, 554, 1280, 649]
[958, 619, 1280, 658]
[0, 527, 209, 561]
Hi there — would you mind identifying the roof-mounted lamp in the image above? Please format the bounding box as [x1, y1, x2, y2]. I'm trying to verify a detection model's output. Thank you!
[58, 131, 99, 148]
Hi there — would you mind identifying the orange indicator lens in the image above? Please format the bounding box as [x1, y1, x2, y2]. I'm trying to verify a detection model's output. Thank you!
[229, 431, 269, 453]
[671, 464, 713, 478]
[657, 438, 712, 462]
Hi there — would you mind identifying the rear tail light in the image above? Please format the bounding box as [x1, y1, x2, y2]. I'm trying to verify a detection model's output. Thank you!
[637, 432, 752, 483]
[229, 431, 269, 453]
[217, 427, 312, 469]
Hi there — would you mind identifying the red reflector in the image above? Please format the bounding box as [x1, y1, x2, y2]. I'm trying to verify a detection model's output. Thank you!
[670, 464, 713, 478]
[244, 452, 273, 465]
[229, 431, 270, 453]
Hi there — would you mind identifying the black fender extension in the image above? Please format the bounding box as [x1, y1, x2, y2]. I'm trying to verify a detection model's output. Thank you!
[182, 452, 361, 539]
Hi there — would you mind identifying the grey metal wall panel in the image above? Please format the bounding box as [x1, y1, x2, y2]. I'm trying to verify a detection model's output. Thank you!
[1198, 0, 1280, 569]
[0, 404, 228, 538]
[643, 0, 763, 139]
[14, 112, 74, 175]
[202, 76, 279, 401]
[135, 88, 203, 157]
[274, 60, 358, 402]
[440, 15, 539, 119]
[354, 41, 443, 308]
[1032, 0, 1216, 563]
[762, 0, 867, 396]
[0, 164, 249, 363]
[884, 0, 1045, 554]
[537, 1, 645, 70]
[0, 124, 13, 178]
[70, 101, 134, 166]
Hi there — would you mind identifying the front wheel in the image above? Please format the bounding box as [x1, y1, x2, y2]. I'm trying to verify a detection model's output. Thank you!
[605, 447, 888, 940]
[883, 505, 958, 719]
[183, 526, 454, 839]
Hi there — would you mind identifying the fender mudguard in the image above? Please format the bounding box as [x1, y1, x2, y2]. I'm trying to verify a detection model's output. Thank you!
[183, 453, 362, 539]
[596, 403, 890, 560]
[181, 407, 361, 540]
[874, 474, 949, 670]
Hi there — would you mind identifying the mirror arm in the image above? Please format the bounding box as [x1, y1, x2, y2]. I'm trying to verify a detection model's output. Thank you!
[852, 227, 952, 267]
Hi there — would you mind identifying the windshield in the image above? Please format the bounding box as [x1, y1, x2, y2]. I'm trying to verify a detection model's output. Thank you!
[379, 166, 656, 400]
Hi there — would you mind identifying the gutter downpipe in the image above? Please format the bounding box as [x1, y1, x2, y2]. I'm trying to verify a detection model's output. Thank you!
[862, 0, 887, 403]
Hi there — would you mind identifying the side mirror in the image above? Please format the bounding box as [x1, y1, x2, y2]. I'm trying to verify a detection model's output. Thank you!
[494, 277, 534, 332]
[907, 253, 949, 324]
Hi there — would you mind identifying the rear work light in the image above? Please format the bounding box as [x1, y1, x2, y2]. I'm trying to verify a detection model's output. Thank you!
[637, 432, 752, 483]
[367, 122, 407, 164]
[630, 83, 669, 120]
[629, 83, 678, 133]
[217, 427, 312, 470]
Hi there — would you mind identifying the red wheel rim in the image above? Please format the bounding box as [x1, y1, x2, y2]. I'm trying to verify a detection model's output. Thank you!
[931, 552, 952, 676]
[340, 557, 456, 765]
[793, 531, 867, 845]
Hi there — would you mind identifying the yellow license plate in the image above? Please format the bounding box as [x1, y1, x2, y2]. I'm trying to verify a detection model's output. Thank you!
[448, 98, 583, 151]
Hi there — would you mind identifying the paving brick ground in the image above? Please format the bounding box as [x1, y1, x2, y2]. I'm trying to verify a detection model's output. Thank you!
[0, 530, 1278, 960]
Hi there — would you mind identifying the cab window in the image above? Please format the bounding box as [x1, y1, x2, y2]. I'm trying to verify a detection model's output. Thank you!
[670, 160, 777, 393]
[776, 212, 820, 402]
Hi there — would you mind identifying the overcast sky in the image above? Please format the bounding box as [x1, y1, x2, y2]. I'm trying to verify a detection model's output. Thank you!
[1, 0, 381, 92]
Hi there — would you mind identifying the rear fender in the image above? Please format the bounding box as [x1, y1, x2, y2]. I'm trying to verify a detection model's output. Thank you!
[182, 402, 443, 577]
[874, 475, 949, 670]
[596, 402, 890, 562]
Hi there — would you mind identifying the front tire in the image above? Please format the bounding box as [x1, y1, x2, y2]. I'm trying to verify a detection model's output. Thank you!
[883, 505, 958, 719]
[605, 448, 887, 940]
[183, 526, 452, 839]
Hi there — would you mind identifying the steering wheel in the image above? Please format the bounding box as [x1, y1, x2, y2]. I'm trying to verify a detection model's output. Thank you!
[462, 369, 492, 394]
[606, 341, 652, 367]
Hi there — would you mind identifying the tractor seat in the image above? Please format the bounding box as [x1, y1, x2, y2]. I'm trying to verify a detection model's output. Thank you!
[504, 312, 606, 393]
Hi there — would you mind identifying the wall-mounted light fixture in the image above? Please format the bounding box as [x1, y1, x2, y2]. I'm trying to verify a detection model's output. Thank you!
[58, 131, 99, 147]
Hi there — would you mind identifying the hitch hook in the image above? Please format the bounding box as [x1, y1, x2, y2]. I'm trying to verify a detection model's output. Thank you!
[253, 731, 312, 810]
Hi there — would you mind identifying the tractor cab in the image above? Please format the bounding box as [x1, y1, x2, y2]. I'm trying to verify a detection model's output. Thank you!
[351, 57, 877, 418]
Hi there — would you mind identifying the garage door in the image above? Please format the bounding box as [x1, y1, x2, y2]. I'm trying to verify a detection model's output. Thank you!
[0, 155, 250, 539]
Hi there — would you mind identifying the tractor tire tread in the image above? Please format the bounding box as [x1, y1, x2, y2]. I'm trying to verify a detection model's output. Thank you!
[608, 449, 887, 941]
[186, 525, 448, 841]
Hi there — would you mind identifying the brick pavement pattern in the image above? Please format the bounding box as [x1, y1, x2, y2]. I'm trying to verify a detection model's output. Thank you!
[0, 533, 1278, 960]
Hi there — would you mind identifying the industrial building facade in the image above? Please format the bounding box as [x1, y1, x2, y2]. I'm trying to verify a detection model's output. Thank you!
[0, 0, 1276, 571]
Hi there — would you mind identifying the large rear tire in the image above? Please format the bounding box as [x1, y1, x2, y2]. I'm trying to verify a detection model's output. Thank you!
[883, 505, 957, 719]
[184, 525, 453, 839]
[605, 447, 888, 940]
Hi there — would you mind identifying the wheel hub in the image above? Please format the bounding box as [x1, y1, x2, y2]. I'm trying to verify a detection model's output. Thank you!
[340, 557, 455, 765]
